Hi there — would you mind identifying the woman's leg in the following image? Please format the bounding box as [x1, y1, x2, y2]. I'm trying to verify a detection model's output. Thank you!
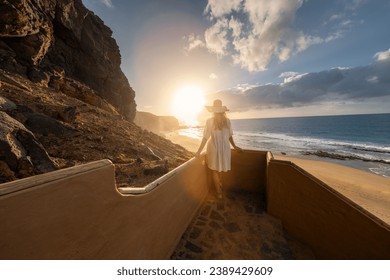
[212, 170, 223, 198]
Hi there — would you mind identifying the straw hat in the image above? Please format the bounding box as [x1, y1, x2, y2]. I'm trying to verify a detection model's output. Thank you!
[205, 99, 229, 113]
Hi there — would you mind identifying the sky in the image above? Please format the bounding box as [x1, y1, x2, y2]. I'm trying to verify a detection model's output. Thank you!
[82, 0, 390, 123]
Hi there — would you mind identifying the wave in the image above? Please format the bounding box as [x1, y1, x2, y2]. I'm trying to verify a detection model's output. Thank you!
[369, 165, 390, 178]
[234, 131, 390, 155]
[178, 127, 203, 139]
[178, 126, 390, 177]
[349, 145, 390, 154]
[181, 127, 390, 155]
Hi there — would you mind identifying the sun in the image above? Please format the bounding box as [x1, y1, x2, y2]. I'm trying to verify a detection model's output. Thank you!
[171, 85, 205, 126]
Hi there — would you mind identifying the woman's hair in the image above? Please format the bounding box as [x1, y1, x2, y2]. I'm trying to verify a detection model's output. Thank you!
[213, 112, 228, 130]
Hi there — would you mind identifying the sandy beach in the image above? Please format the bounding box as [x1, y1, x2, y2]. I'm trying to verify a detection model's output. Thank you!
[166, 131, 390, 226]
[165, 131, 201, 153]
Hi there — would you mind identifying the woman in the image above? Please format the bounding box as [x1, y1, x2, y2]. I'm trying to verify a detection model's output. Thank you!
[195, 99, 242, 199]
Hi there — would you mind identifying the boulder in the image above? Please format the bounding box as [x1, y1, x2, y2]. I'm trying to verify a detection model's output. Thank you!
[0, 111, 57, 178]
[143, 161, 169, 176]
[0, 96, 17, 112]
[24, 113, 75, 136]
[58, 106, 78, 123]
[0, 160, 16, 183]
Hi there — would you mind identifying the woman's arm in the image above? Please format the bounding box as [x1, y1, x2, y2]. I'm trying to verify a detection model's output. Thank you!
[195, 137, 208, 157]
[229, 136, 242, 151]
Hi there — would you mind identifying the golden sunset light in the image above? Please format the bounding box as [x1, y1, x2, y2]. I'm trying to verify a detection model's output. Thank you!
[171, 85, 205, 126]
[1, 0, 390, 269]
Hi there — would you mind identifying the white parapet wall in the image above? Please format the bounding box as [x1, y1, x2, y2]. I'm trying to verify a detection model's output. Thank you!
[267, 159, 390, 259]
[0, 157, 209, 259]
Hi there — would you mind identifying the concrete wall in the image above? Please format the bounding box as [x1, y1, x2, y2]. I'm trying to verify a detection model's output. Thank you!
[267, 159, 390, 259]
[221, 150, 269, 194]
[2, 151, 389, 260]
[0, 158, 208, 259]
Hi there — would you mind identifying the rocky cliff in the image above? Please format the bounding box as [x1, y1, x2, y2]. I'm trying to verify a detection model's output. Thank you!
[0, 0, 136, 119]
[0, 0, 192, 185]
[135, 111, 180, 135]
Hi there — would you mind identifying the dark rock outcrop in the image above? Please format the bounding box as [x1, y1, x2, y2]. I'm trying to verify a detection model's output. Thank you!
[24, 112, 75, 136]
[0, 0, 136, 120]
[0, 96, 16, 111]
[0, 111, 57, 181]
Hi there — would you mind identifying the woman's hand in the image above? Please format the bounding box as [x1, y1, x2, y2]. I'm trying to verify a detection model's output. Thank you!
[229, 136, 242, 153]
[234, 146, 243, 152]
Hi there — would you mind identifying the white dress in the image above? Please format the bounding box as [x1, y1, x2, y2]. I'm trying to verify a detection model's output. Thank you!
[203, 117, 233, 172]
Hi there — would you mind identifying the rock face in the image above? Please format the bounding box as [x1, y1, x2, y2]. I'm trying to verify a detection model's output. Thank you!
[135, 111, 180, 134]
[0, 0, 136, 120]
[0, 1, 193, 185]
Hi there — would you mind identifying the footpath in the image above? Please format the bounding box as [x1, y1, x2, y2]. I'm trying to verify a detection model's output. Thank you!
[171, 190, 315, 260]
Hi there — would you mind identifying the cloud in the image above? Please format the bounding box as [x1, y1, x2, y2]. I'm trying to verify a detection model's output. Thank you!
[189, 0, 366, 72]
[202, 0, 325, 71]
[100, 0, 113, 8]
[279, 71, 306, 83]
[228, 17, 243, 38]
[374, 48, 390, 61]
[322, 1, 366, 41]
[205, 0, 243, 18]
[84, 0, 114, 8]
[208, 50, 390, 111]
[345, 0, 366, 11]
[204, 18, 229, 56]
[184, 34, 205, 53]
[230, 0, 306, 71]
[209, 73, 218, 80]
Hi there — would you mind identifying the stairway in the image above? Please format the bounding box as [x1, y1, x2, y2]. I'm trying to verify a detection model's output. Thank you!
[171, 190, 315, 260]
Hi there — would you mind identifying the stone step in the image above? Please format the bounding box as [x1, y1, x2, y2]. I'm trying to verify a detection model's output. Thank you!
[171, 191, 315, 260]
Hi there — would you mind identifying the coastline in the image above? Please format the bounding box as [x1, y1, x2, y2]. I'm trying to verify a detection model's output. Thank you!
[165, 131, 200, 153]
[165, 128, 390, 177]
[165, 131, 390, 225]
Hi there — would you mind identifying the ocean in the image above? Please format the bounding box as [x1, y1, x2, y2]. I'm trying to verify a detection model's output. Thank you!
[179, 113, 390, 178]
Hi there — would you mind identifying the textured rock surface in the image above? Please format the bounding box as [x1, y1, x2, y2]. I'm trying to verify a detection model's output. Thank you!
[0, 96, 16, 111]
[0, 0, 136, 120]
[135, 111, 180, 134]
[0, 70, 193, 185]
[0, 111, 57, 182]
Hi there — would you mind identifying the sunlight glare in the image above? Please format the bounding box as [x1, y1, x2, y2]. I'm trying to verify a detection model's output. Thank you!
[171, 85, 205, 126]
